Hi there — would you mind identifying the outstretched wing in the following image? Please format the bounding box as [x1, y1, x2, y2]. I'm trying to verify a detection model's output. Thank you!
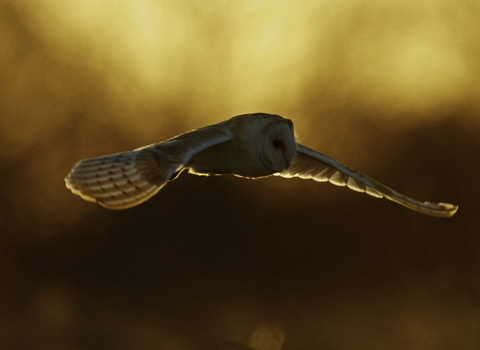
[276, 143, 458, 218]
[65, 124, 232, 209]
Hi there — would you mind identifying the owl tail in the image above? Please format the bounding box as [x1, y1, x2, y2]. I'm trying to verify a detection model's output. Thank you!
[65, 146, 180, 209]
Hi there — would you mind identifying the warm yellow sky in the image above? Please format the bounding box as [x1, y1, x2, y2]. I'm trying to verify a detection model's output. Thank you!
[3, 0, 476, 126]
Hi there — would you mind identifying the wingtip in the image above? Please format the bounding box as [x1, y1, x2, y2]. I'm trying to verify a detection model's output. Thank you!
[438, 202, 459, 218]
[422, 201, 458, 218]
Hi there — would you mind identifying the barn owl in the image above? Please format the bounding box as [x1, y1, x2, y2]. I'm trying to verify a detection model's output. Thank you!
[65, 113, 458, 217]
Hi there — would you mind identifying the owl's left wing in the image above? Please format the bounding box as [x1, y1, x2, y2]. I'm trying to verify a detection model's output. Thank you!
[276, 143, 458, 218]
[65, 124, 232, 209]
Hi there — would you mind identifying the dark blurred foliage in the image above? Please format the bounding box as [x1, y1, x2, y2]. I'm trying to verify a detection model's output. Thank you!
[1, 1, 480, 349]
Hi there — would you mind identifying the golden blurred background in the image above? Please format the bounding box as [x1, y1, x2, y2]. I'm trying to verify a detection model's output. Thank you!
[1, 0, 479, 349]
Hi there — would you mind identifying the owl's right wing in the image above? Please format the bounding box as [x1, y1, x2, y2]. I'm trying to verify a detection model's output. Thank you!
[65, 124, 232, 210]
[276, 143, 458, 218]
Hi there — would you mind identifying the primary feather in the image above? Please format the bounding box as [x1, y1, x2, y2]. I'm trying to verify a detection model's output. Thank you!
[65, 148, 170, 209]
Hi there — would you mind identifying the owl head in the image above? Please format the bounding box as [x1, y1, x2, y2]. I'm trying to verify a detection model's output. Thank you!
[256, 113, 297, 173]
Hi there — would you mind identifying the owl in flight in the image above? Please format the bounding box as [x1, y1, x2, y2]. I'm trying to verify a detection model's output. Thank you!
[65, 113, 458, 217]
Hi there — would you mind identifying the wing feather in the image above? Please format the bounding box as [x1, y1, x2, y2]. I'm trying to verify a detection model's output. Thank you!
[276, 143, 458, 218]
[65, 124, 232, 209]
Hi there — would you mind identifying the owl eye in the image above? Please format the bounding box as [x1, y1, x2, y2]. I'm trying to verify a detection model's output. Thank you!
[273, 140, 282, 148]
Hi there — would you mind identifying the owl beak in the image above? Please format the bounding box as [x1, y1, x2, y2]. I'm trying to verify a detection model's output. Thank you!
[284, 158, 291, 169]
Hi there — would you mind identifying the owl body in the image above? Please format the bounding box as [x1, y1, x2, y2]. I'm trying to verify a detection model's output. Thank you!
[187, 141, 254, 177]
[187, 114, 295, 178]
[65, 113, 458, 217]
